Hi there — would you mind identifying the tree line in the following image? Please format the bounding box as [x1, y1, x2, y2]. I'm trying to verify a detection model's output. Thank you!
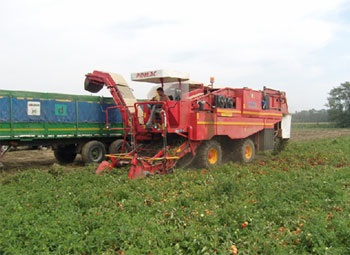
[292, 109, 328, 123]
[292, 81, 350, 127]
[326, 81, 350, 128]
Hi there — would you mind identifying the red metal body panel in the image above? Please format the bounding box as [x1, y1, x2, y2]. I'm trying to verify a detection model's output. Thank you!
[85, 70, 290, 178]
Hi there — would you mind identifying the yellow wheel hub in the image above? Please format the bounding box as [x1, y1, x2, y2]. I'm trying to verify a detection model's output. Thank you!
[244, 145, 253, 160]
[208, 148, 218, 164]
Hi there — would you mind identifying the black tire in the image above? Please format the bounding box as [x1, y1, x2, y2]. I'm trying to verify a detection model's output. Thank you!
[273, 137, 288, 155]
[176, 152, 195, 169]
[194, 140, 222, 168]
[54, 147, 77, 164]
[81, 141, 106, 164]
[109, 139, 131, 154]
[235, 138, 255, 163]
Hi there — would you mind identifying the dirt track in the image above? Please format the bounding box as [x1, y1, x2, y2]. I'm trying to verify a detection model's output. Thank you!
[1, 128, 350, 172]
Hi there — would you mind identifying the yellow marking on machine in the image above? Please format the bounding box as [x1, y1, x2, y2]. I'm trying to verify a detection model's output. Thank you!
[217, 109, 241, 114]
[220, 113, 232, 117]
[243, 111, 282, 117]
[106, 154, 180, 161]
[197, 121, 274, 127]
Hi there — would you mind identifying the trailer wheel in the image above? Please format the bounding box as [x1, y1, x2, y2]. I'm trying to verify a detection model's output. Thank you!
[81, 141, 106, 164]
[54, 148, 77, 164]
[1, 145, 10, 157]
[109, 139, 131, 154]
[194, 140, 222, 168]
[236, 138, 255, 163]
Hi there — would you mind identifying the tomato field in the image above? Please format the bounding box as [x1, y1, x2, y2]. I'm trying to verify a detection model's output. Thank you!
[1, 127, 350, 254]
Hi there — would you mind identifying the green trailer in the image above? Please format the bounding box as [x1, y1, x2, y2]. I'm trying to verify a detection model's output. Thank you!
[0, 89, 124, 165]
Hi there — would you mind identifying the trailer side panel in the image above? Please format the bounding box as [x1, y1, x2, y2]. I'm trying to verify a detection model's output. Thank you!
[0, 90, 123, 142]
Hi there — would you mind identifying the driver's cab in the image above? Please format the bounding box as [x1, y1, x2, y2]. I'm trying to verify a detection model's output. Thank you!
[131, 70, 202, 131]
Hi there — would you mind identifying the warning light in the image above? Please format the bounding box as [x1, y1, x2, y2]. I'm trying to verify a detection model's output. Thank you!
[209, 77, 215, 87]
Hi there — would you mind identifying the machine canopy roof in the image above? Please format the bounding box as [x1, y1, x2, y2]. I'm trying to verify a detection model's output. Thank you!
[131, 70, 190, 84]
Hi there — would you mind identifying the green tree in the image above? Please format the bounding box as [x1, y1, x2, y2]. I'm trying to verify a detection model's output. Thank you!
[327, 82, 350, 127]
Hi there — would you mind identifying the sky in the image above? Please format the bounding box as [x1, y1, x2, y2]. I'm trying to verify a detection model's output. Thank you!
[1, 0, 350, 113]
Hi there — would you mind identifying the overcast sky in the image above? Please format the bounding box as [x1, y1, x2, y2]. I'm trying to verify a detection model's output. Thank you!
[1, 0, 349, 112]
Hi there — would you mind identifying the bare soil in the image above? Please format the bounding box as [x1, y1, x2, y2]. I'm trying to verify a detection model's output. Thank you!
[1, 128, 350, 172]
[290, 128, 350, 142]
[0, 147, 84, 173]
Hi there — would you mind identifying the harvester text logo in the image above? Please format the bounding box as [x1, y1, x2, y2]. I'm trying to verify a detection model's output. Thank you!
[136, 71, 157, 78]
[28, 101, 41, 116]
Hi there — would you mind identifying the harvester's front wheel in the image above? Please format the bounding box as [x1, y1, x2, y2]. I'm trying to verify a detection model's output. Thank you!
[194, 140, 222, 168]
[176, 153, 195, 169]
[109, 139, 131, 154]
[82, 141, 106, 164]
[236, 138, 255, 163]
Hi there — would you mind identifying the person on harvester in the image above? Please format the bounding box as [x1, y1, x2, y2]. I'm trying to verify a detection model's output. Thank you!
[152, 87, 170, 101]
[146, 87, 170, 128]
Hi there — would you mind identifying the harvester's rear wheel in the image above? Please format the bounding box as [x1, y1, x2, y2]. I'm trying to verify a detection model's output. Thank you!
[54, 147, 77, 164]
[236, 138, 255, 163]
[194, 140, 222, 168]
[109, 139, 131, 154]
[273, 137, 288, 155]
[82, 141, 106, 164]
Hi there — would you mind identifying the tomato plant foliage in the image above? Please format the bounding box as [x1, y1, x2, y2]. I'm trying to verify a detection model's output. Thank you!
[1, 134, 350, 254]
